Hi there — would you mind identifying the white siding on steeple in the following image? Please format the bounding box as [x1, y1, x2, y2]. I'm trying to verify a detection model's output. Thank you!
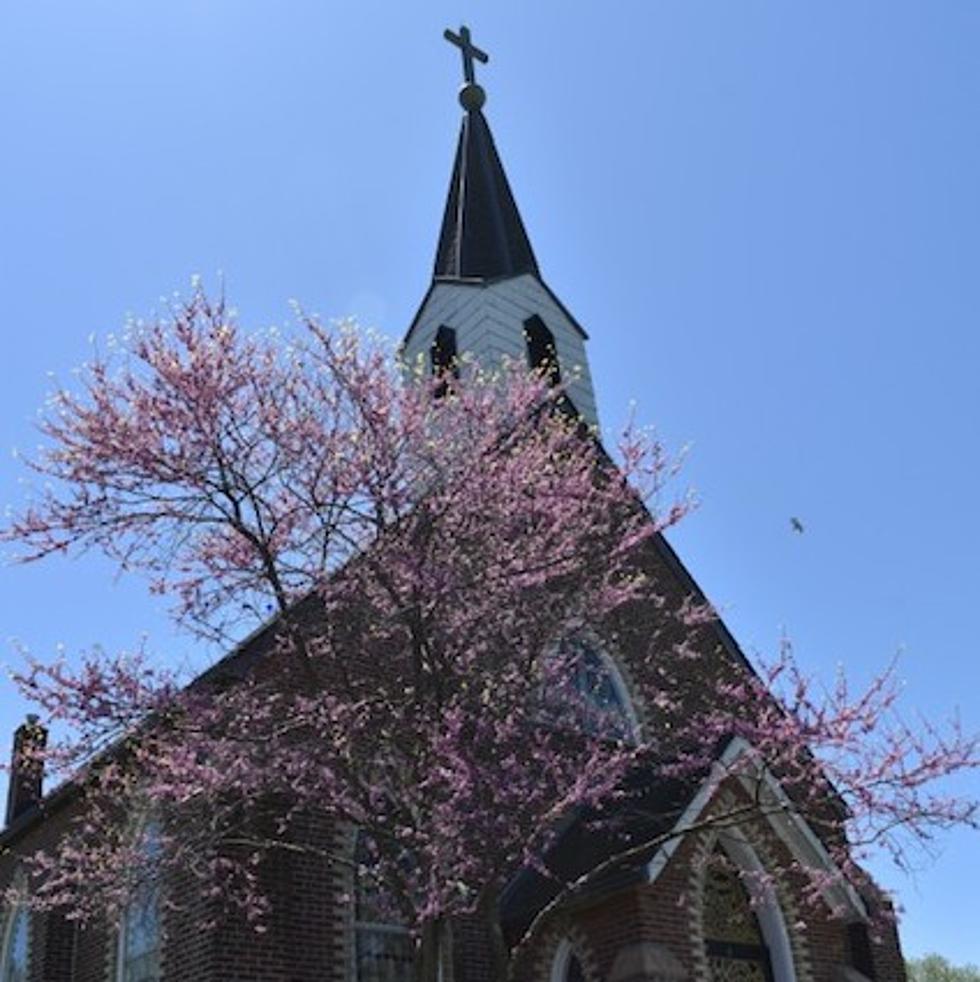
[403, 274, 599, 428]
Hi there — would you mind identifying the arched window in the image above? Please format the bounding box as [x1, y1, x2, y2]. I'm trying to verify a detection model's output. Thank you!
[352, 833, 415, 982]
[0, 904, 29, 982]
[430, 325, 459, 399]
[560, 637, 638, 741]
[703, 848, 772, 982]
[117, 821, 162, 982]
[523, 316, 561, 387]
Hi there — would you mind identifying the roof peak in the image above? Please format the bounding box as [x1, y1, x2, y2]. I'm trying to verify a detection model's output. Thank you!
[433, 26, 540, 282]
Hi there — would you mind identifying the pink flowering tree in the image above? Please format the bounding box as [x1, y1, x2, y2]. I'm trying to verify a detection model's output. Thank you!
[3, 287, 977, 981]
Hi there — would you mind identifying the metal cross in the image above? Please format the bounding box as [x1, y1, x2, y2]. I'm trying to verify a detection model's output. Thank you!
[443, 25, 488, 85]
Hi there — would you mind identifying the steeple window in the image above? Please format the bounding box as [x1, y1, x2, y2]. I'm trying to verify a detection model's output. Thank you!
[430, 326, 459, 399]
[523, 316, 561, 387]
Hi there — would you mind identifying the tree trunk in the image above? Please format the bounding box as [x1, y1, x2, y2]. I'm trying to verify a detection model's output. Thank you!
[417, 919, 443, 982]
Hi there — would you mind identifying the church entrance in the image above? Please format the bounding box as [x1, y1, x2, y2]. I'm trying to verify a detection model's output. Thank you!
[703, 848, 775, 982]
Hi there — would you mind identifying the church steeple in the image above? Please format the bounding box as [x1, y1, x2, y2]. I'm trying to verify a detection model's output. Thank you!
[433, 106, 539, 281]
[402, 27, 600, 428]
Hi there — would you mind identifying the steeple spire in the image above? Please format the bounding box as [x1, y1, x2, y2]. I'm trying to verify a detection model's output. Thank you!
[434, 26, 539, 281]
[403, 28, 598, 429]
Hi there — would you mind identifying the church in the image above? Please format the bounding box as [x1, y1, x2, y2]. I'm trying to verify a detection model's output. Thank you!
[0, 27, 908, 982]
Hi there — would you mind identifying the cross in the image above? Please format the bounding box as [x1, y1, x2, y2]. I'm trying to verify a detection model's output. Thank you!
[443, 25, 488, 85]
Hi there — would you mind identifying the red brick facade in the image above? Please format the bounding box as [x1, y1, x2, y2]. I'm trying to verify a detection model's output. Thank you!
[0, 536, 910, 981]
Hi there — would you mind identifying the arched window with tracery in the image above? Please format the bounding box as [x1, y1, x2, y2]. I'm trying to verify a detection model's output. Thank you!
[559, 637, 638, 742]
[0, 902, 29, 982]
[703, 848, 773, 982]
[352, 833, 415, 982]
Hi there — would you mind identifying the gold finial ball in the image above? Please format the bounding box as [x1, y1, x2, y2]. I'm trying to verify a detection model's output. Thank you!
[458, 82, 486, 111]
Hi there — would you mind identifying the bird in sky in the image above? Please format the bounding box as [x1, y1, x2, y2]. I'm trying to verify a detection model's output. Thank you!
[790, 517, 805, 534]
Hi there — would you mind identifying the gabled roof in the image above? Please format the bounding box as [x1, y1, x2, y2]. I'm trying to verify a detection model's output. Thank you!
[433, 107, 540, 281]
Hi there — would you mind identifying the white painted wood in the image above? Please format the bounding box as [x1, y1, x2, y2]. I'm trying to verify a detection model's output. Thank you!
[549, 939, 574, 982]
[403, 274, 599, 428]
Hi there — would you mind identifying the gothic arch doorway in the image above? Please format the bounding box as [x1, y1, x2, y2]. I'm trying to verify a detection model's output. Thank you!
[701, 835, 798, 982]
[703, 847, 772, 981]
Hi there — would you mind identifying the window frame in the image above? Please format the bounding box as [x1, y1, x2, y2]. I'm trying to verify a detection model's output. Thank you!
[554, 634, 641, 744]
[350, 832, 415, 982]
[115, 818, 163, 982]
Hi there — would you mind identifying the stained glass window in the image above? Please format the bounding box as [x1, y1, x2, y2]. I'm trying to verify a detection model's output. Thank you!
[703, 849, 773, 982]
[562, 638, 635, 740]
[0, 906, 29, 982]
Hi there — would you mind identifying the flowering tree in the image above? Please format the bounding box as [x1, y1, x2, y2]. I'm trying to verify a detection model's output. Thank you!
[3, 287, 977, 981]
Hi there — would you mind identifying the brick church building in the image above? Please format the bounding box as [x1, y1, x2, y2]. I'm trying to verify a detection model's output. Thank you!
[1, 28, 908, 982]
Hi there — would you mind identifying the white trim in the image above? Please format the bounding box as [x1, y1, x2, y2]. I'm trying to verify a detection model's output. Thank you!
[644, 735, 867, 919]
[549, 938, 574, 982]
[644, 760, 721, 884]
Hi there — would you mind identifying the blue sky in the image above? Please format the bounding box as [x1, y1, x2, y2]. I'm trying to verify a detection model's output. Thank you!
[1, 1, 978, 964]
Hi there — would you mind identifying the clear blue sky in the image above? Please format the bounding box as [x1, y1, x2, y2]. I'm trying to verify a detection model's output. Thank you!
[1, 1, 978, 964]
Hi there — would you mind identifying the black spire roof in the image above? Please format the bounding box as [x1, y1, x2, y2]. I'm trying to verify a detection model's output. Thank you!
[433, 106, 540, 282]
